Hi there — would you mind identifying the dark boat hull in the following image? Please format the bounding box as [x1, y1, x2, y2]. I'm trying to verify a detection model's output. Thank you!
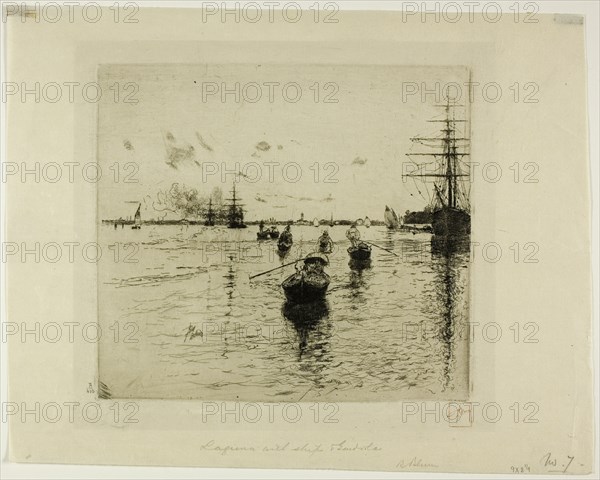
[318, 242, 333, 254]
[347, 243, 371, 261]
[282, 272, 330, 303]
[257, 231, 270, 240]
[432, 207, 470, 237]
[269, 231, 280, 239]
[278, 235, 293, 253]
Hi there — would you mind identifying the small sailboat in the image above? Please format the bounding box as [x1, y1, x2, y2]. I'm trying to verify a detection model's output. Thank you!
[131, 204, 142, 229]
[364, 216, 371, 228]
[313, 217, 319, 227]
[384, 205, 399, 229]
[329, 214, 334, 227]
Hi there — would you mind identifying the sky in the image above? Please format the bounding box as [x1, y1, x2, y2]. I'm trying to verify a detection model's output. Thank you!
[97, 63, 469, 221]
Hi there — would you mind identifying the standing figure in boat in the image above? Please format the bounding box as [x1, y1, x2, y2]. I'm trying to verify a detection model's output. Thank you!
[346, 222, 361, 246]
[257, 219, 270, 240]
[278, 224, 293, 253]
[346, 222, 372, 261]
[317, 229, 334, 254]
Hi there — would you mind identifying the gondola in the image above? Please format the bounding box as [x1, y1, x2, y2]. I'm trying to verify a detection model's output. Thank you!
[347, 242, 372, 261]
[278, 234, 293, 253]
[282, 254, 330, 303]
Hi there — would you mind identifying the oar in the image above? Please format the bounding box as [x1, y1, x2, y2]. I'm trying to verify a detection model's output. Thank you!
[364, 241, 400, 257]
[249, 258, 305, 280]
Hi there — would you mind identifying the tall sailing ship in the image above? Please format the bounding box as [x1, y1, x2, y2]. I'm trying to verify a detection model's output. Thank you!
[404, 99, 471, 237]
[225, 183, 247, 229]
[204, 198, 216, 226]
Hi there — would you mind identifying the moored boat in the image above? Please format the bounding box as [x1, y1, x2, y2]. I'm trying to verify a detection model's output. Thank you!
[278, 227, 293, 253]
[347, 242, 372, 261]
[403, 98, 471, 239]
[257, 230, 270, 240]
[268, 226, 280, 239]
[282, 254, 330, 303]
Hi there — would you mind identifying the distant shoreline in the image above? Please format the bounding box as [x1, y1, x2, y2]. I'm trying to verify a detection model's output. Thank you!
[101, 220, 434, 229]
[101, 219, 389, 226]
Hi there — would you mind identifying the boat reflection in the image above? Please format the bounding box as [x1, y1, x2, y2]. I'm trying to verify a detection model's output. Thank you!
[348, 258, 372, 271]
[431, 234, 470, 257]
[281, 299, 331, 362]
[430, 234, 470, 391]
[223, 262, 236, 309]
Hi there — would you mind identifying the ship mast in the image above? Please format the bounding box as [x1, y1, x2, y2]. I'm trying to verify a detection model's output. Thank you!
[206, 198, 215, 225]
[226, 183, 245, 225]
[404, 97, 469, 211]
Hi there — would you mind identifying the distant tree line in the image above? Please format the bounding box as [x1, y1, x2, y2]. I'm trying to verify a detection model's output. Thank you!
[404, 207, 433, 224]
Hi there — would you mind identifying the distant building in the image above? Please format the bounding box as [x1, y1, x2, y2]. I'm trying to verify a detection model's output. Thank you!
[296, 212, 310, 225]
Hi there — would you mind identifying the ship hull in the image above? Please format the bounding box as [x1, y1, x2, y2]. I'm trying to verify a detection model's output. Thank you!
[432, 207, 470, 237]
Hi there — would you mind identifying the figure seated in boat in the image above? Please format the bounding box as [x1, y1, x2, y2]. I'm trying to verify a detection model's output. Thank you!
[268, 226, 280, 239]
[317, 229, 334, 253]
[283, 253, 330, 302]
[303, 254, 328, 275]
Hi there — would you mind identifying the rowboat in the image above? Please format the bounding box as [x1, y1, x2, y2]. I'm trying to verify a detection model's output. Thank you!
[278, 232, 293, 253]
[268, 227, 280, 239]
[257, 230, 270, 240]
[282, 254, 330, 303]
[347, 242, 372, 261]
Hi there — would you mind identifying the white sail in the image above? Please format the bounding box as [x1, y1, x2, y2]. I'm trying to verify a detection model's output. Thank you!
[313, 218, 319, 227]
[364, 216, 371, 227]
[134, 204, 141, 226]
[384, 206, 399, 229]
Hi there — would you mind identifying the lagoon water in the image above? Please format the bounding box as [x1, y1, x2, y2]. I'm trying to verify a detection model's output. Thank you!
[98, 225, 469, 402]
